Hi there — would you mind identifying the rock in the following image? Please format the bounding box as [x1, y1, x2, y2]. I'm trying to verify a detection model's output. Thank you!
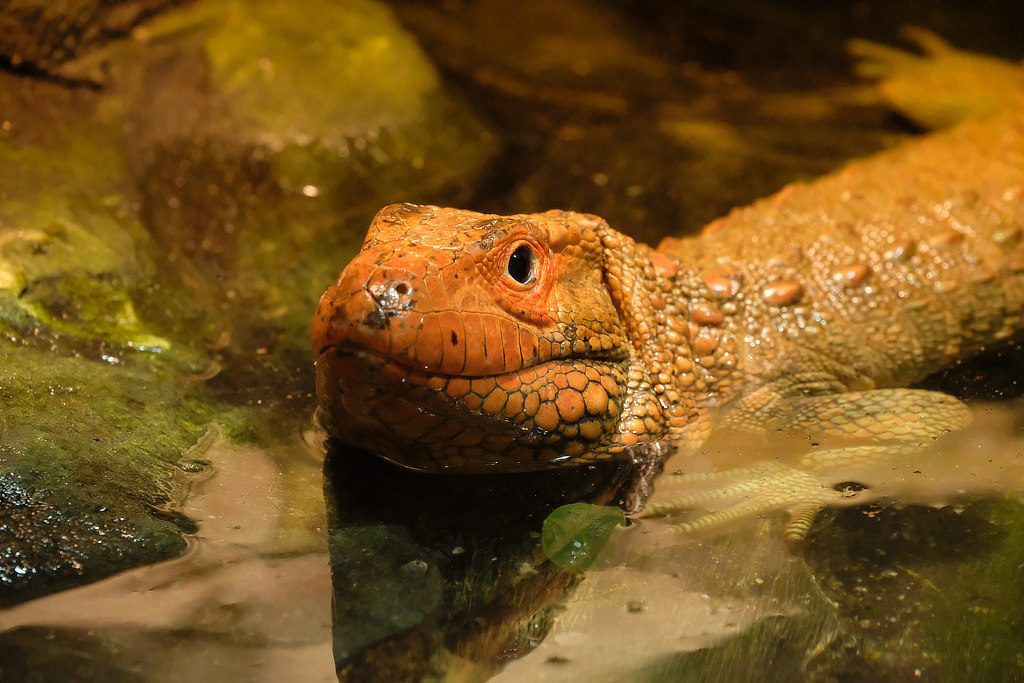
[0, 342, 211, 605]
[0, 0, 176, 78]
[0, 70, 216, 605]
[0, 73, 174, 354]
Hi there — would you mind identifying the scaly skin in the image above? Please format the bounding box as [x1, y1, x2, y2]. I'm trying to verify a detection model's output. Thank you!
[313, 35, 1024, 510]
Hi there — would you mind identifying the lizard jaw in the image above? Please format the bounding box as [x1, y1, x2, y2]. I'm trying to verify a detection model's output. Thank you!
[315, 343, 629, 472]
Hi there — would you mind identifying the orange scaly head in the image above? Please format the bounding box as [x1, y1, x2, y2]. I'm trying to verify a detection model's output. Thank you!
[313, 203, 633, 472]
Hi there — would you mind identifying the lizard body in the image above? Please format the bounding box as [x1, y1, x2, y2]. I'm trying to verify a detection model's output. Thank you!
[313, 36, 1024, 512]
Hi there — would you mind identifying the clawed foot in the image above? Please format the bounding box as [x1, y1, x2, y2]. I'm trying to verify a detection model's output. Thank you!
[847, 26, 1024, 129]
[639, 460, 870, 542]
[848, 26, 956, 78]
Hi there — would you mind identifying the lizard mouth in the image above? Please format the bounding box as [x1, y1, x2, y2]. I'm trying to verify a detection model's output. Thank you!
[317, 341, 625, 380]
[315, 342, 628, 472]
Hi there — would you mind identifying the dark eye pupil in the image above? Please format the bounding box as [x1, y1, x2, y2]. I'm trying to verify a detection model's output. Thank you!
[507, 245, 535, 284]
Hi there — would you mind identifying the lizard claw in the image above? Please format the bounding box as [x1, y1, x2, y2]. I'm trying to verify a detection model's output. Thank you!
[897, 25, 953, 56]
[846, 25, 952, 78]
[847, 36, 922, 79]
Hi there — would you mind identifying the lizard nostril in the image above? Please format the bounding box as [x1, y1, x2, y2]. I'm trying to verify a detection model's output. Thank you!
[366, 268, 416, 312]
[368, 279, 414, 312]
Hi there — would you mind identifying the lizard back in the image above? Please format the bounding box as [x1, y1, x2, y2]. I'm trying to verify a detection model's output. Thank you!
[658, 109, 1024, 397]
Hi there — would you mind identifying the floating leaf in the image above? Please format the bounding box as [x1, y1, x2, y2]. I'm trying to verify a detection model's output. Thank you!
[541, 503, 627, 573]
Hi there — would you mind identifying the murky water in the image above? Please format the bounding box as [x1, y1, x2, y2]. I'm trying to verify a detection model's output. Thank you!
[2, 0, 1024, 680]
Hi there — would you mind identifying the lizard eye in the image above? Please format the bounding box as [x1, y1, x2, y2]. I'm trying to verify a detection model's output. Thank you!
[505, 244, 537, 285]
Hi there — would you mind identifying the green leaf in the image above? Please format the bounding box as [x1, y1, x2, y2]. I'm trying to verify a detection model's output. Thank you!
[541, 503, 627, 573]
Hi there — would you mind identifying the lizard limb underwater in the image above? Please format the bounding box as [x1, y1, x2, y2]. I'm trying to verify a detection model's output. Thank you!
[313, 32, 1024, 538]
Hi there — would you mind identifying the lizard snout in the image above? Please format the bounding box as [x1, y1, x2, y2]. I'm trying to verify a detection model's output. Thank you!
[312, 260, 419, 357]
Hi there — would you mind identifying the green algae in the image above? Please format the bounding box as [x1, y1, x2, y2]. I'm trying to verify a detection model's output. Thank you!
[144, 0, 441, 141]
[0, 75, 172, 354]
[11, 274, 170, 352]
[924, 499, 1024, 680]
[802, 497, 1024, 679]
[0, 341, 211, 604]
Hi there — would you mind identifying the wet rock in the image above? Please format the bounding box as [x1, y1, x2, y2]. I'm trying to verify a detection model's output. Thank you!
[0, 73, 176, 354]
[0, 342, 211, 606]
[0, 0, 176, 79]
[0, 70, 216, 605]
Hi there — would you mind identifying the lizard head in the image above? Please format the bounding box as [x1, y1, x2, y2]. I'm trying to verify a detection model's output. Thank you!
[313, 203, 635, 472]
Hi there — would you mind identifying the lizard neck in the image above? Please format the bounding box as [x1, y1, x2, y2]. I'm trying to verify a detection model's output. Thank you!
[598, 227, 741, 453]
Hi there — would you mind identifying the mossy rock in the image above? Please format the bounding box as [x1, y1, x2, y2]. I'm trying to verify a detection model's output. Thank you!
[0, 72, 198, 357]
[0, 341, 213, 605]
[102, 0, 499, 385]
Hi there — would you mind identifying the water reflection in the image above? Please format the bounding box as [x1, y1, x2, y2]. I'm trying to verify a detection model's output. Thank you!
[495, 399, 1024, 680]
[1, 400, 1021, 680]
[317, 389, 1024, 680]
[324, 439, 654, 679]
[495, 523, 833, 682]
[0, 435, 334, 682]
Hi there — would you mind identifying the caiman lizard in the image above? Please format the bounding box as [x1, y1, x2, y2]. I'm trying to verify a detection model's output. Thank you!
[313, 31, 1024, 537]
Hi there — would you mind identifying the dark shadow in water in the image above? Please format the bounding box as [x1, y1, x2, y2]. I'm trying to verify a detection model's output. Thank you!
[920, 339, 1024, 401]
[323, 441, 657, 680]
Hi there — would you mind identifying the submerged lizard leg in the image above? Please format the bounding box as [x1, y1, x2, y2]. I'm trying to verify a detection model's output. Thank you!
[644, 389, 973, 541]
[646, 461, 834, 538]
